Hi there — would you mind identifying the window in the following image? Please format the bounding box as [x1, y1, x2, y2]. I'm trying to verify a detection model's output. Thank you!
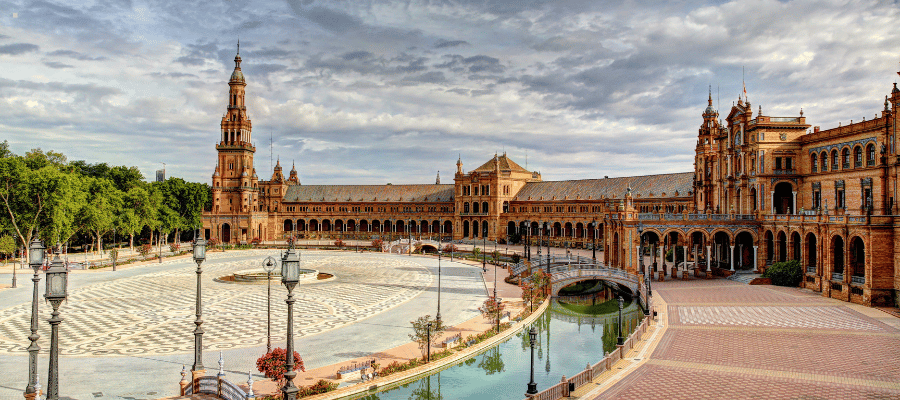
[820, 152, 827, 172]
[867, 144, 876, 166]
[854, 146, 862, 168]
[785, 157, 793, 170]
[841, 148, 850, 169]
[464, 202, 470, 213]
[482, 202, 488, 213]
[775, 157, 782, 170]
[474, 186, 479, 196]
[831, 150, 839, 170]
[813, 190, 821, 209]
[811, 154, 818, 173]
[473, 202, 479, 213]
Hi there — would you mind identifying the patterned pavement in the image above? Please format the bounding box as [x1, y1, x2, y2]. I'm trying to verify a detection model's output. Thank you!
[592, 280, 900, 399]
[0, 251, 431, 356]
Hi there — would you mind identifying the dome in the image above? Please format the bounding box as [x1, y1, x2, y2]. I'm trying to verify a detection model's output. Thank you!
[230, 69, 244, 83]
[704, 105, 717, 115]
[213, 170, 219, 177]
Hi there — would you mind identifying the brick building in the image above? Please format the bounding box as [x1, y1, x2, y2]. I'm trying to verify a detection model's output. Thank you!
[202, 50, 900, 307]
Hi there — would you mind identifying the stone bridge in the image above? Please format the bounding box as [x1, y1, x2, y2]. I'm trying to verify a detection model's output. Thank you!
[384, 239, 443, 254]
[512, 255, 649, 310]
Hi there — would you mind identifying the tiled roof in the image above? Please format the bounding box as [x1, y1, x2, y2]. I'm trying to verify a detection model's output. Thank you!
[283, 184, 455, 203]
[473, 154, 530, 173]
[512, 172, 694, 201]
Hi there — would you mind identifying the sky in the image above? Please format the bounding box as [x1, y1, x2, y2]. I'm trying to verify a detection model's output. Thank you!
[0, 0, 898, 185]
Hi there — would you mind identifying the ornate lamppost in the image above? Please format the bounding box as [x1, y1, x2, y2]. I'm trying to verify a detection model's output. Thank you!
[280, 239, 301, 400]
[590, 221, 597, 261]
[526, 326, 538, 396]
[425, 322, 432, 363]
[191, 231, 208, 383]
[616, 296, 624, 346]
[24, 238, 45, 400]
[523, 220, 530, 261]
[262, 256, 277, 352]
[496, 297, 502, 333]
[482, 224, 487, 273]
[436, 249, 442, 323]
[44, 244, 69, 400]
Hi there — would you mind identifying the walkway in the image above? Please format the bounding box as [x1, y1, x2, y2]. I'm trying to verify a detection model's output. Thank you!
[584, 279, 900, 399]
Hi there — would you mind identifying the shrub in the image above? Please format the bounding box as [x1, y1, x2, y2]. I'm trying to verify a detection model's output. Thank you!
[139, 244, 151, 259]
[298, 379, 338, 397]
[442, 244, 457, 253]
[250, 237, 261, 246]
[371, 239, 384, 249]
[762, 259, 803, 287]
[256, 348, 305, 386]
[334, 239, 345, 247]
[408, 315, 445, 357]
[510, 253, 521, 264]
[109, 248, 118, 264]
[207, 237, 219, 250]
[169, 243, 179, 253]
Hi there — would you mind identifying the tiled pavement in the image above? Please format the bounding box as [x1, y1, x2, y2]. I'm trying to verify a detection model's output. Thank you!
[588, 279, 900, 399]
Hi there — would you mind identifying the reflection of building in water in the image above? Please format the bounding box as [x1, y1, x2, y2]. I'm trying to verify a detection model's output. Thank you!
[202, 50, 900, 308]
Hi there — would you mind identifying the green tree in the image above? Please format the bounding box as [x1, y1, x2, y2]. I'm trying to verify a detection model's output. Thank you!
[0, 235, 15, 262]
[23, 148, 67, 170]
[478, 296, 506, 330]
[408, 315, 446, 359]
[79, 177, 123, 254]
[154, 178, 208, 244]
[0, 140, 13, 159]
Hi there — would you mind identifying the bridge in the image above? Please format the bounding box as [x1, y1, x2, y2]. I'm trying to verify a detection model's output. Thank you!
[384, 239, 444, 254]
[511, 255, 650, 311]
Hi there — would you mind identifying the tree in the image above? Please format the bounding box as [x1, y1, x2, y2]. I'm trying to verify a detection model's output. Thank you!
[23, 148, 67, 170]
[477, 347, 505, 375]
[0, 235, 15, 262]
[78, 177, 122, 254]
[154, 178, 208, 245]
[0, 140, 12, 159]
[408, 315, 445, 359]
[478, 296, 506, 329]
[256, 348, 305, 386]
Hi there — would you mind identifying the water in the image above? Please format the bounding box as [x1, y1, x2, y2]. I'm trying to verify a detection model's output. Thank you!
[355, 297, 644, 400]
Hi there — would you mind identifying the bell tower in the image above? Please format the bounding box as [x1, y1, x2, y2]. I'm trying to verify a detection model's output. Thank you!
[211, 42, 258, 215]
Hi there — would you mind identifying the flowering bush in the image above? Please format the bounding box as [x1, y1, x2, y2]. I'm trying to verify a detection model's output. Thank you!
[334, 239, 345, 247]
[298, 379, 338, 396]
[256, 348, 305, 386]
[207, 237, 219, 250]
[442, 244, 458, 253]
[250, 237, 261, 246]
[139, 244, 152, 259]
[371, 239, 384, 249]
[169, 243, 179, 253]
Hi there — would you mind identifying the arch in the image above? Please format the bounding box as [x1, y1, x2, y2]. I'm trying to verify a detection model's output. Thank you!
[832, 235, 845, 275]
[431, 220, 440, 235]
[463, 220, 470, 238]
[419, 220, 428, 235]
[866, 143, 876, 166]
[791, 231, 801, 261]
[564, 222, 573, 237]
[841, 147, 850, 169]
[482, 201, 489, 214]
[553, 222, 562, 237]
[396, 220, 405, 233]
[323, 219, 332, 231]
[750, 187, 757, 211]
[849, 236, 865, 281]
[473, 202, 479, 213]
[777, 231, 787, 262]
[222, 223, 231, 243]
[371, 220, 381, 233]
[507, 221, 516, 236]
[853, 146, 863, 168]
[297, 220, 307, 231]
[810, 153, 818, 172]
[347, 219, 356, 232]
[831, 149, 839, 170]
[335, 219, 344, 232]
[576, 222, 584, 238]
[502, 201, 509, 213]
[443, 220, 453, 235]
[773, 182, 794, 214]
[805, 233, 817, 275]
[712, 231, 730, 269]
[360, 219, 369, 232]
[309, 219, 319, 232]
[283, 219, 293, 232]
[735, 231, 754, 270]
[765, 230, 774, 264]
[464, 202, 470, 213]
[820, 152, 828, 171]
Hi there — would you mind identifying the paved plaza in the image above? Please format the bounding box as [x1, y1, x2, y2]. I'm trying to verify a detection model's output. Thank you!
[0, 250, 487, 399]
[591, 279, 900, 399]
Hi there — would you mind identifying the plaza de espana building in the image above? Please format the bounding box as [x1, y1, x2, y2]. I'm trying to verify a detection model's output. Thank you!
[203, 49, 900, 308]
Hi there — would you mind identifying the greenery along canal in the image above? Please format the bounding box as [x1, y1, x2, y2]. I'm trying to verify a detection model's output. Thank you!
[356, 293, 644, 400]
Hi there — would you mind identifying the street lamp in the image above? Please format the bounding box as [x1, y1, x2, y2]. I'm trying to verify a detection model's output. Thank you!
[617, 296, 624, 346]
[280, 240, 302, 400]
[158, 229, 162, 264]
[482, 224, 487, 273]
[24, 238, 45, 400]
[408, 219, 413, 256]
[191, 231, 207, 379]
[523, 220, 530, 261]
[496, 297, 502, 333]
[590, 221, 597, 262]
[262, 256, 277, 353]
[637, 223, 644, 276]
[44, 244, 68, 400]
[426, 322, 432, 363]
[526, 326, 538, 395]
[436, 249, 442, 323]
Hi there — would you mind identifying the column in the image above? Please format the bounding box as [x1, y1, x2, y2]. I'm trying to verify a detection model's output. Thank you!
[635, 245, 641, 274]
[706, 245, 712, 277]
[770, 191, 775, 213]
[693, 245, 699, 277]
[682, 246, 688, 278]
[792, 191, 797, 214]
[752, 245, 759, 273]
[729, 245, 735, 271]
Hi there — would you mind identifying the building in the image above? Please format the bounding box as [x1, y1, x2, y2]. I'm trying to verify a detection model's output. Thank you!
[202, 49, 900, 307]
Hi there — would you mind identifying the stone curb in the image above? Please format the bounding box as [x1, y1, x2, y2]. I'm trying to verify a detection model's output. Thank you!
[303, 299, 551, 400]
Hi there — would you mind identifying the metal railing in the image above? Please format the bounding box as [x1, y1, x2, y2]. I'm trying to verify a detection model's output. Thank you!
[832, 273, 843, 281]
[851, 275, 865, 285]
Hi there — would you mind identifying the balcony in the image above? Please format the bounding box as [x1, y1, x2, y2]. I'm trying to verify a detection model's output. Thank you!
[773, 169, 796, 175]
[832, 273, 843, 281]
[851, 275, 865, 285]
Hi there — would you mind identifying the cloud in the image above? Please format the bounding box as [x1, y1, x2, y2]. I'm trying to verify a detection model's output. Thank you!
[435, 39, 469, 49]
[46, 49, 107, 61]
[0, 43, 39, 55]
[42, 60, 73, 69]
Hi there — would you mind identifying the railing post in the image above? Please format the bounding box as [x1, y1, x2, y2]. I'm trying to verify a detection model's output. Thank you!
[246, 370, 255, 399]
[179, 365, 189, 396]
[217, 351, 225, 398]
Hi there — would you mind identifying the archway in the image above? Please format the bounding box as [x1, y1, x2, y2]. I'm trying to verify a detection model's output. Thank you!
[283, 219, 293, 233]
[805, 233, 817, 275]
[791, 232, 801, 261]
[777, 231, 787, 262]
[849, 236, 865, 282]
[323, 219, 332, 232]
[735, 231, 754, 270]
[222, 223, 231, 243]
[553, 222, 562, 237]
[773, 182, 794, 214]
[765, 230, 774, 265]
[832, 236, 845, 276]
[309, 219, 319, 232]
[360, 220, 369, 232]
[463, 220, 470, 238]
[431, 220, 440, 236]
[564, 222, 573, 237]
[443, 220, 453, 236]
[575, 222, 584, 238]
[297, 220, 306, 231]
[712, 231, 730, 269]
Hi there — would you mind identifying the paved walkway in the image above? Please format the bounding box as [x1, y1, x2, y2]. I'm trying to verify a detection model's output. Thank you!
[583, 278, 900, 399]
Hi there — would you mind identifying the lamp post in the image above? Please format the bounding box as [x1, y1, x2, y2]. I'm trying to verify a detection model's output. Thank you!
[526, 326, 538, 395]
[24, 238, 45, 400]
[158, 229, 162, 264]
[523, 220, 530, 261]
[426, 322, 432, 363]
[482, 224, 487, 273]
[617, 296, 624, 346]
[536, 221, 542, 267]
[262, 256, 277, 353]
[544, 222, 550, 275]
[43, 245, 68, 400]
[436, 249, 442, 323]
[637, 222, 644, 277]
[191, 231, 207, 381]
[590, 222, 597, 261]
[408, 219, 413, 256]
[280, 239, 301, 400]
[496, 297, 502, 333]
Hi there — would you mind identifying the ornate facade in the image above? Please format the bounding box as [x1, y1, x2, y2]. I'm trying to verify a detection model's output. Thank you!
[202, 51, 900, 307]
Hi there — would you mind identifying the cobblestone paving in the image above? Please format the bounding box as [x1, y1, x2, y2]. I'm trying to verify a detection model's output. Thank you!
[0, 251, 431, 356]
[591, 279, 900, 399]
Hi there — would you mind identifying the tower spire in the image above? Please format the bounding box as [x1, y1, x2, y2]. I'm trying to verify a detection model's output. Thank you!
[237, 38, 240, 55]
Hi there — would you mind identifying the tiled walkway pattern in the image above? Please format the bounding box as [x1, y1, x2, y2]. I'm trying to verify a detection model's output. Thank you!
[594, 281, 900, 399]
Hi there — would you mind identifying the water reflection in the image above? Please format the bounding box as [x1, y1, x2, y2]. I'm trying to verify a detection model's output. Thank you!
[357, 296, 643, 400]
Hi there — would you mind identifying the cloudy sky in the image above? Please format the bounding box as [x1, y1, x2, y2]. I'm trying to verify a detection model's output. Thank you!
[1, 0, 898, 185]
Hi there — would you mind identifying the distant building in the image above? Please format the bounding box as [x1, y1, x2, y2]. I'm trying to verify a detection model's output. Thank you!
[202, 49, 900, 308]
[156, 169, 165, 182]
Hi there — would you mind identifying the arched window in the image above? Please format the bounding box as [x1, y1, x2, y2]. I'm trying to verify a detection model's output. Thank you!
[841, 148, 850, 169]
[820, 152, 827, 171]
[464, 202, 470, 213]
[866, 144, 876, 166]
[482, 202, 488, 214]
[502, 201, 509, 213]
[473, 202, 479, 213]
[810, 154, 817, 173]
[831, 150, 839, 170]
[853, 146, 862, 168]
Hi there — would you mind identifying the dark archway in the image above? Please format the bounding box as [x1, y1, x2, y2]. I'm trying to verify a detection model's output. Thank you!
[849, 236, 865, 282]
[283, 219, 293, 232]
[463, 220, 470, 238]
[777, 231, 787, 262]
[712, 231, 730, 269]
[735, 231, 754, 270]
[791, 232, 801, 261]
[443, 220, 453, 235]
[805, 233, 817, 275]
[222, 223, 231, 243]
[832, 236, 845, 276]
[765, 230, 774, 264]
[773, 182, 794, 214]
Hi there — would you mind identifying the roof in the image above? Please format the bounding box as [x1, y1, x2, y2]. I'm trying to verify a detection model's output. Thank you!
[473, 154, 530, 173]
[283, 184, 455, 203]
[512, 172, 694, 201]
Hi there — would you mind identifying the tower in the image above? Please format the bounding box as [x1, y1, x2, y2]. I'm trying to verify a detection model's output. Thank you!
[211, 43, 258, 215]
[695, 88, 722, 213]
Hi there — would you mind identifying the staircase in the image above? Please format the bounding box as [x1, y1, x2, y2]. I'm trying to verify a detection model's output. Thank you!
[726, 273, 762, 284]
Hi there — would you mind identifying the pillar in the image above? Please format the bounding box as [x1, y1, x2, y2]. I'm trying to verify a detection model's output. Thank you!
[682, 246, 688, 278]
[752, 245, 759, 273]
[792, 191, 797, 214]
[729, 245, 736, 271]
[706, 245, 712, 278]
[770, 191, 775, 213]
[635, 245, 641, 274]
